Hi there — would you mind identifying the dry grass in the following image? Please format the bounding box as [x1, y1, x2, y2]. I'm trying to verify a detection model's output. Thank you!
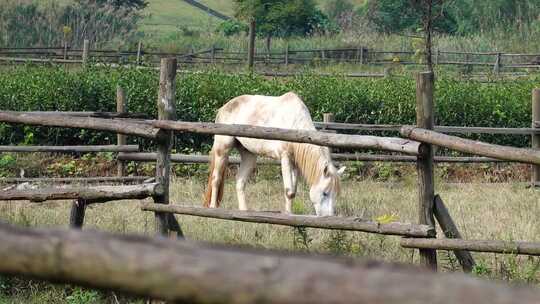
[1, 173, 540, 282]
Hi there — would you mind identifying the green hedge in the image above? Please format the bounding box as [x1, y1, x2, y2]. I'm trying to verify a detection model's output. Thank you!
[0, 65, 538, 151]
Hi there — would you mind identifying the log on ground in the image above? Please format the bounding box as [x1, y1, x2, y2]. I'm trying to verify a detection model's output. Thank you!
[0, 183, 163, 203]
[401, 238, 540, 256]
[1, 223, 540, 304]
[139, 204, 434, 237]
[152, 120, 421, 155]
[401, 126, 540, 165]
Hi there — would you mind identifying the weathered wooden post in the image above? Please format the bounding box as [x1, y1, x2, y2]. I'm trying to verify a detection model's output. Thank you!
[136, 41, 142, 66]
[82, 39, 89, 65]
[322, 113, 334, 132]
[416, 71, 438, 269]
[433, 195, 475, 272]
[532, 88, 540, 187]
[117, 86, 127, 177]
[210, 45, 216, 64]
[248, 19, 256, 70]
[493, 52, 502, 74]
[155, 57, 184, 238]
[284, 42, 289, 66]
[69, 199, 86, 229]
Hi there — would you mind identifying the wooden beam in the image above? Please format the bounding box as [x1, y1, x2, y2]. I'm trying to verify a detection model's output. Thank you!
[0, 176, 152, 184]
[152, 121, 421, 155]
[401, 238, 540, 256]
[119, 152, 506, 165]
[416, 72, 437, 269]
[69, 199, 86, 229]
[155, 57, 181, 237]
[116, 87, 127, 176]
[401, 126, 540, 165]
[1, 223, 540, 304]
[433, 195, 475, 272]
[532, 88, 540, 185]
[0, 112, 159, 139]
[139, 204, 435, 237]
[0, 183, 163, 203]
[0, 145, 138, 153]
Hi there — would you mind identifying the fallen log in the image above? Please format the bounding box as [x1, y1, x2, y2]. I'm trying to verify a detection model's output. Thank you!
[0, 112, 159, 139]
[152, 120, 421, 154]
[401, 126, 540, 165]
[139, 204, 434, 237]
[1, 223, 540, 303]
[401, 238, 540, 256]
[0, 183, 163, 203]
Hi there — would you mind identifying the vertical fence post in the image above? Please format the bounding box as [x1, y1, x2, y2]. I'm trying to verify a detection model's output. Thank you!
[532, 88, 540, 187]
[285, 42, 289, 66]
[493, 52, 502, 74]
[69, 199, 86, 229]
[322, 113, 334, 131]
[82, 39, 89, 65]
[155, 58, 177, 236]
[416, 71, 438, 270]
[210, 45, 216, 64]
[248, 19, 256, 71]
[136, 41, 142, 66]
[116, 86, 127, 177]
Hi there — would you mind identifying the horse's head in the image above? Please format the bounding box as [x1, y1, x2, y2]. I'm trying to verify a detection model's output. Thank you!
[309, 164, 345, 216]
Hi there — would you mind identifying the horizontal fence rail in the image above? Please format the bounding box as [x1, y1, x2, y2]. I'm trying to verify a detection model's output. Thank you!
[0, 176, 153, 184]
[1, 223, 539, 304]
[0, 183, 162, 204]
[401, 126, 540, 165]
[140, 204, 435, 237]
[401, 238, 540, 256]
[118, 152, 507, 164]
[152, 120, 421, 154]
[0, 112, 160, 139]
[314, 122, 540, 135]
[0, 145, 139, 153]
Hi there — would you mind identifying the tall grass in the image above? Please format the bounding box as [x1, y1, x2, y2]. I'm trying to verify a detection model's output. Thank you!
[0, 0, 142, 48]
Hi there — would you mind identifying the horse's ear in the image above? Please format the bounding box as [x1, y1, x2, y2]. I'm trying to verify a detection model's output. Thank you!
[337, 166, 346, 176]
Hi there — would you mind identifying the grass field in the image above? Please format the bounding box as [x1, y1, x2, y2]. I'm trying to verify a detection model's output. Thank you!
[1, 167, 540, 302]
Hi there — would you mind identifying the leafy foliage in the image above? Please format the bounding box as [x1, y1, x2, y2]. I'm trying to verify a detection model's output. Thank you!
[233, 0, 337, 37]
[0, 66, 538, 151]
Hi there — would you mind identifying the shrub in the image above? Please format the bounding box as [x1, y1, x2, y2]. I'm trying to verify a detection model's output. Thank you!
[0, 65, 538, 152]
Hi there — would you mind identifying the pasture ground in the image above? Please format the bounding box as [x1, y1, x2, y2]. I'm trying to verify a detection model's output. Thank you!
[1, 166, 540, 303]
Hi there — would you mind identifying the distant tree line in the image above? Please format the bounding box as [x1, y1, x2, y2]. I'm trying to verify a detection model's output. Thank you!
[218, 0, 540, 38]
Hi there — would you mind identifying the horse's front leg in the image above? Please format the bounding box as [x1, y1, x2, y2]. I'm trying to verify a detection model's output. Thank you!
[280, 153, 295, 214]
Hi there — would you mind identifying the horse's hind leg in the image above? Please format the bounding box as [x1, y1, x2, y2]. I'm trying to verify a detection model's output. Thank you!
[208, 135, 235, 208]
[280, 152, 295, 214]
[236, 146, 257, 211]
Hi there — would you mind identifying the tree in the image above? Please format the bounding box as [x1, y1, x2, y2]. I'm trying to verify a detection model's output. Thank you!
[361, 0, 457, 34]
[324, 0, 357, 31]
[77, 0, 148, 11]
[233, 0, 335, 38]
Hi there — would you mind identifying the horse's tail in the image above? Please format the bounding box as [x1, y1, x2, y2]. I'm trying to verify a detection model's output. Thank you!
[203, 149, 227, 208]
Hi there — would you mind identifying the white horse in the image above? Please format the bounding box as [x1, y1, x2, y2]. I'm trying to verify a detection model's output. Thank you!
[203, 92, 345, 216]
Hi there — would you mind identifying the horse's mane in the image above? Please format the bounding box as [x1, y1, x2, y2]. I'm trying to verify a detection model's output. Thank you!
[291, 143, 340, 192]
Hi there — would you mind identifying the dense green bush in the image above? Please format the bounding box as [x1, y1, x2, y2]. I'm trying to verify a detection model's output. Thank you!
[0, 65, 538, 151]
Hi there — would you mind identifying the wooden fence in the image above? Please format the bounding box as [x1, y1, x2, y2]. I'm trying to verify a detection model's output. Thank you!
[2, 222, 540, 304]
[2, 58, 540, 298]
[1, 41, 539, 75]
